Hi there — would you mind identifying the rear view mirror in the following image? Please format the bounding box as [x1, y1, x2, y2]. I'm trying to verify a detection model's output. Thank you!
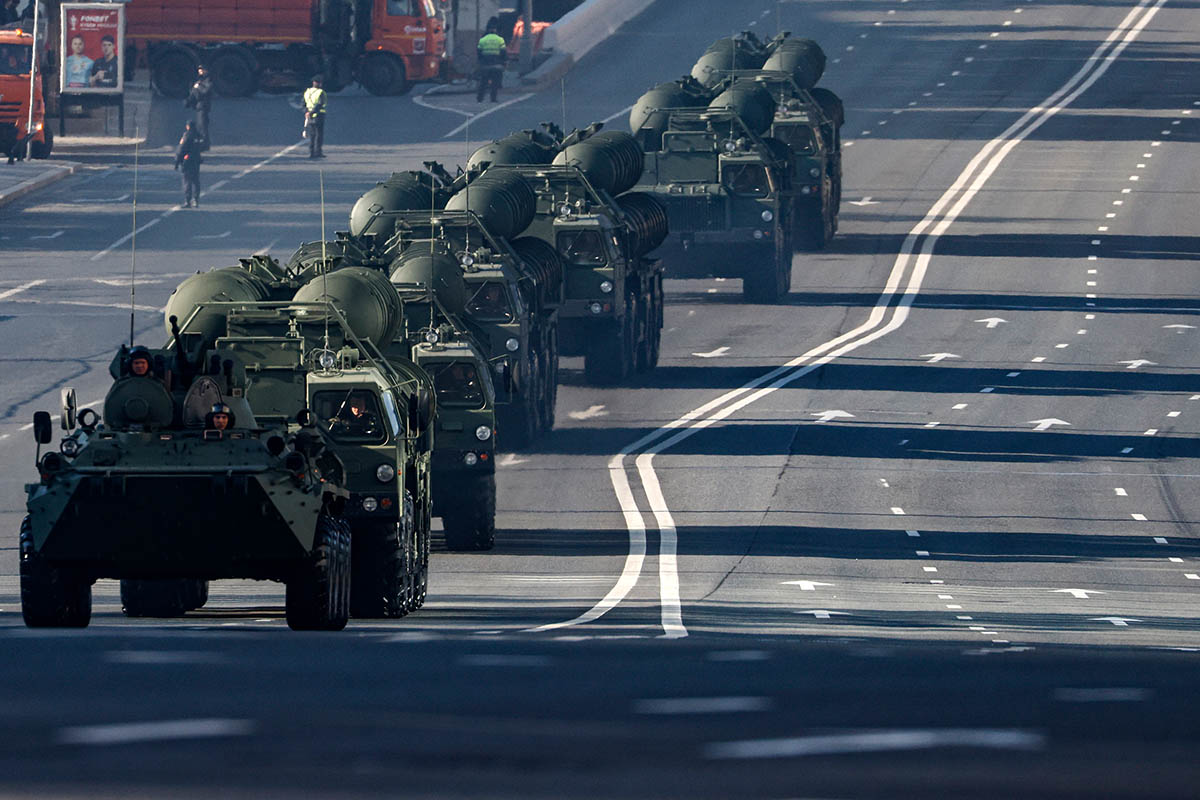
[33, 412, 53, 445]
[61, 388, 77, 431]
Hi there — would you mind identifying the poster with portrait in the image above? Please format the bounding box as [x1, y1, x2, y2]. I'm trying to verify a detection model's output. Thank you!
[59, 3, 124, 95]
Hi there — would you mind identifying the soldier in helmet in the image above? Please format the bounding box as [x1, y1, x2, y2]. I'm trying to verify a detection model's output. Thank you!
[205, 403, 235, 431]
[128, 347, 154, 378]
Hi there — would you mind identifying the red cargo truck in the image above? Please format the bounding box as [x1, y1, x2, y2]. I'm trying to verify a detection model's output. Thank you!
[125, 0, 445, 97]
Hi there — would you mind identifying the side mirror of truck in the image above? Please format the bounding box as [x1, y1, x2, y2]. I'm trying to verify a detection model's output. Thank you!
[61, 388, 77, 431]
[33, 412, 53, 445]
[408, 388, 434, 433]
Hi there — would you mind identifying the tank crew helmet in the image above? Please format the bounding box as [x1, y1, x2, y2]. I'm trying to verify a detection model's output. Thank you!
[205, 402, 235, 431]
[128, 346, 153, 377]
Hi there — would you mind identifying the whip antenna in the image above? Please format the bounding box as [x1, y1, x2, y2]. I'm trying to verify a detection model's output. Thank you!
[320, 170, 330, 354]
[129, 127, 140, 346]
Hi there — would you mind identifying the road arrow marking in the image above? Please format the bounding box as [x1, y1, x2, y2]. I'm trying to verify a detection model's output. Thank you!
[1091, 617, 1140, 627]
[796, 610, 848, 619]
[975, 317, 1008, 329]
[693, 346, 730, 358]
[1029, 418, 1070, 432]
[1052, 589, 1104, 599]
[920, 352, 960, 363]
[848, 196, 880, 206]
[1118, 359, 1157, 369]
[568, 405, 608, 420]
[811, 410, 854, 423]
[497, 453, 528, 466]
[193, 230, 232, 240]
[781, 581, 833, 591]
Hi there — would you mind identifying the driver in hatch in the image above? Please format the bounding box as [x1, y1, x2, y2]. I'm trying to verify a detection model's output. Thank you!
[330, 394, 380, 437]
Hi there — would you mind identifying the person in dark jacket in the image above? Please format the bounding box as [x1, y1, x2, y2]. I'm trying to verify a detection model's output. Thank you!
[184, 65, 213, 151]
[174, 122, 203, 208]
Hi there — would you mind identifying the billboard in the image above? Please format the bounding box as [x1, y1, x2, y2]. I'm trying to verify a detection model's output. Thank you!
[60, 2, 124, 95]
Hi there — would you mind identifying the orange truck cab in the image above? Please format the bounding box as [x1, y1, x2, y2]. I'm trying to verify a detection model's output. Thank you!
[0, 26, 51, 159]
[125, 0, 445, 98]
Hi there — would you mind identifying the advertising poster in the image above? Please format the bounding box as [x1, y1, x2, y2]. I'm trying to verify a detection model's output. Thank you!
[59, 2, 124, 95]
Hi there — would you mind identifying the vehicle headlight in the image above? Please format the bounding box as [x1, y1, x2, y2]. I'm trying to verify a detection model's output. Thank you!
[463, 452, 479, 466]
[475, 425, 492, 441]
[809, 167, 821, 178]
[318, 350, 336, 369]
[424, 329, 439, 344]
[375, 463, 396, 482]
[362, 496, 379, 512]
[760, 210, 773, 222]
[599, 280, 613, 294]
[589, 302, 603, 314]
[505, 337, 519, 352]
[722, 139, 737, 153]
[459, 252, 475, 267]
[557, 203, 574, 219]
[800, 185, 813, 195]
[753, 230, 764, 240]
[60, 438, 80, 456]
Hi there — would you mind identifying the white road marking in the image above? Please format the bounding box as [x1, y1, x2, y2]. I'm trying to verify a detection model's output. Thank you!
[1153, 537, 1168, 544]
[1162, 324, 1196, 330]
[411, 85, 475, 118]
[1169, 557, 1183, 563]
[916, 550, 930, 557]
[704, 729, 1044, 760]
[1029, 418, 1069, 431]
[923, 566, 938, 572]
[906, 530, 920, 537]
[568, 405, 608, 420]
[0, 279, 45, 301]
[692, 346, 730, 358]
[781, 580, 833, 591]
[1121, 447, 1134, 454]
[1186, 574, 1200, 580]
[980, 387, 994, 393]
[812, 410, 854, 423]
[921, 352, 959, 362]
[444, 93, 535, 139]
[1143, 429, 1158, 436]
[635, 696, 771, 715]
[924, 421, 940, 428]
[58, 718, 254, 746]
[1131, 513, 1147, 521]
[497, 453, 528, 466]
[193, 230, 231, 240]
[1114, 488, 1127, 496]
[1032, 356, 1046, 362]
[947, 604, 962, 609]
[1091, 617, 1139, 626]
[975, 317, 1007, 328]
[848, 196, 880, 206]
[953, 403, 968, 410]
[1167, 411, 1180, 417]
[68, 193, 130, 204]
[1119, 359, 1156, 369]
[1052, 589, 1103, 599]
[891, 507, 905, 515]
[1007, 371, 1021, 377]
[797, 610, 847, 619]
[1054, 688, 1150, 702]
[30, 230, 65, 240]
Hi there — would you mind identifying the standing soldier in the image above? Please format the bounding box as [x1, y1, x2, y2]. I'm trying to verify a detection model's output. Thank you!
[174, 121, 203, 208]
[185, 65, 213, 151]
[476, 23, 506, 103]
[303, 75, 327, 159]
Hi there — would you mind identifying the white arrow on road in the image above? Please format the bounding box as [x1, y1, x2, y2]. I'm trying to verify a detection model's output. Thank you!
[811, 410, 854, 423]
[796, 610, 848, 619]
[1029, 418, 1070, 432]
[693, 346, 730, 358]
[568, 405, 608, 420]
[1118, 359, 1157, 369]
[1091, 617, 1140, 627]
[1052, 589, 1104, 599]
[30, 230, 64, 240]
[975, 317, 1008, 329]
[781, 580, 834, 591]
[194, 230, 232, 240]
[920, 353, 960, 363]
[1162, 324, 1195, 330]
[496, 453, 528, 467]
[847, 196, 880, 206]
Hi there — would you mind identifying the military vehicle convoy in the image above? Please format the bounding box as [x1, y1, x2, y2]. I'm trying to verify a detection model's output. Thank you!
[21, 263, 436, 630]
[630, 31, 844, 302]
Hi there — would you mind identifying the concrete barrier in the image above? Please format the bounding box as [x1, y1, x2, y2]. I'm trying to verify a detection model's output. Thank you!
[525, 0, 657, 87]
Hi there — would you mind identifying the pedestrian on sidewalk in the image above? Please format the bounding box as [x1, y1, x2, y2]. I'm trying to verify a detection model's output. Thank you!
[174, 121, 203, 208]
[184, 65, 213, 151]
[476, 22, 506, 103]
[303, 75, 327, 159]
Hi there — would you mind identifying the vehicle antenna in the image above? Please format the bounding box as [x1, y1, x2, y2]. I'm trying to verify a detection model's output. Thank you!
[129, 128, 139, 347]
[25, 0, 39, 148]
[560, 76, 567, 134]
[320, 169, 331, 355]
[463, 115, 470, 254]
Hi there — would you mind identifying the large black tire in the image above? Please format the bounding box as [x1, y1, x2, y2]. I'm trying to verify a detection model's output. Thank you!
[120, 579, 191, 618]
[29, 131, 52, 159]
[360, 53, 407, 96]
[743, 235, 791, 303]
[498, 359, 539, 450]
[210, 46, 258, 97]
[286, 513, 351, 631]
[350, 498, 413, 619]
[584, 314, 632, 385]
[541, 329, 558, 432]
[151, 47, 199, 98]
[794, 200, 833, 251]
[442, 474, 496, 552]
[19, 517, 91, 628]
[412, 493, 431, 610]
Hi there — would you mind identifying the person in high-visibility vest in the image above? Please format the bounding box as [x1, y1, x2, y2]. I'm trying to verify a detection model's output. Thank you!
[303, 75, 328, 158]
[476, 25, 507, 103]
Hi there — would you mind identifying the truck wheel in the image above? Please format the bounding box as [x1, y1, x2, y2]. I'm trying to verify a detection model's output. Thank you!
[743, 241, 788, 303]
[635, 295, 654, 373]
[412, 495, 431, 609]
[286, 512, 351, 631]
[120, 579, 190, 618]
[151, 47, 199, 98]
[584, 315, 631, 386]
[442, 474, 496, 552]
[19, 517, 91, 628]
[350, 503, 411, 619]
[187, 580, 210, 611]
[210, 46, 258, 97]
[29, 131, 52, 159]
[542, 326, 559, 431]
[795, 202, 833, 251]
[360, 53, 406, 96]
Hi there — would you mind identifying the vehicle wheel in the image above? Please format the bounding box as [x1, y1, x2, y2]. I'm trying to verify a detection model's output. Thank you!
[584, 315, 631, 385]
[120, 579, 191, 618]
[186, 580, 209, 611]
[19, 517, 91, 628]
[743, 242, 787, 303]
[360, 53, 406, 96]
[151, 47, 199, 98]
[286, 512, 351, 631]
[29, 131, 52, 159]
[442, 474, 496, 551]
[412, 495, 431, 609]
[635, 295, 654, 373]
[794, 203, 831, 251]
[542, 325, 559, 431]
[210, 46, 258, 97]
[350, 516, 408, 619]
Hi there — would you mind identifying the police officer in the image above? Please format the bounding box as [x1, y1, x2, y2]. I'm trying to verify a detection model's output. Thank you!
[303, 75, 327, 159]
[184, 65, 213, 151]
[174, 121, 203, 208]
[476, 23, 506, 103]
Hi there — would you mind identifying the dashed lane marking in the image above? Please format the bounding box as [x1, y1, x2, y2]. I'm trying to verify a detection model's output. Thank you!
[58, 718, 254, 746]
[704, 729, 1045, 760]
[635, 697, 771, 715]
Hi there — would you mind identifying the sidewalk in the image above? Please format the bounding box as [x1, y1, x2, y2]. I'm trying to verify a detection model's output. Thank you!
[0, 160, 80, 208]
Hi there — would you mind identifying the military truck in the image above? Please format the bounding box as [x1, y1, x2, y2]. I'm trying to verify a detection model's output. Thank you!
[467, 127, 669, 384]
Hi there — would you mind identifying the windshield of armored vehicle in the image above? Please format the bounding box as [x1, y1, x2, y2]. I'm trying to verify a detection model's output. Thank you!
[722, 162, 771, 196]
[774, 124, 816, 155]
[0, 44, 31, 76]
[557, 230, 608, 266]
[313, 389, 387, 443]
[427, 361, 485, 408]
[465, 281, 514, 322]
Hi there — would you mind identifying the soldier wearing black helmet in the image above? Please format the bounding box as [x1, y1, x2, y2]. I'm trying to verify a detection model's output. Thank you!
[205, 403, 234, 432]
[127, 346, 154, 378]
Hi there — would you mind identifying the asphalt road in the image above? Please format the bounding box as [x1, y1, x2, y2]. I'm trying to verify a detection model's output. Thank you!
[1, 1, 1198, 797]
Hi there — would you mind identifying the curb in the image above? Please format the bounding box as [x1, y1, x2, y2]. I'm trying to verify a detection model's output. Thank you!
[0, 162, 80, 208]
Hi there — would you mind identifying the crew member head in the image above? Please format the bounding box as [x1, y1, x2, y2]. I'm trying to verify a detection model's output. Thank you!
[312, 74, 323, 88]
[206, 403, 234, 431]
[197, 64, 207, 78]
[128, 347, 152, 377]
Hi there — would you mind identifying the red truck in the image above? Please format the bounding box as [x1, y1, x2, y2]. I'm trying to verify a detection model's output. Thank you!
[0, 25, 51, 159]
[125, 0, 446, 97]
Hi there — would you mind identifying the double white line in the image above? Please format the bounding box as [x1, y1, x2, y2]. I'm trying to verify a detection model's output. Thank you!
[531, 0, 1168, 639]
